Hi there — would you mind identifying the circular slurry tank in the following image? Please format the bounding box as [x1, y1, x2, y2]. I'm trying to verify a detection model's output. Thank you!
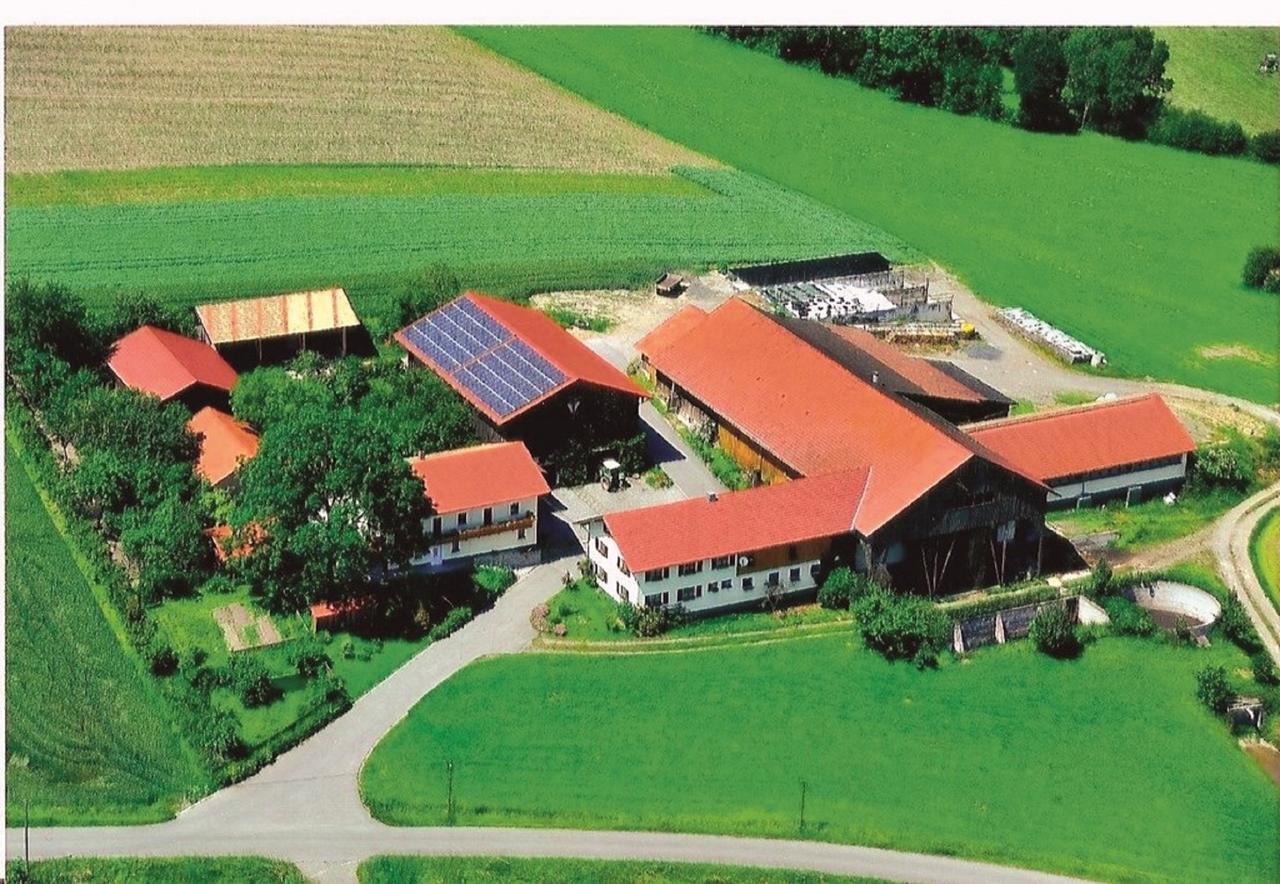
[1124, 581, 1222, 636]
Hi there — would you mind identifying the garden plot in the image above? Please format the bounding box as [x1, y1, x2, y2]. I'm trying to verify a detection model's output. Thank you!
[212, 602, 284, 652]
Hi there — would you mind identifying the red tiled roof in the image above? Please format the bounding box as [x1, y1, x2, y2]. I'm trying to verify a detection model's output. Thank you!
[206, 523, 265, 564]
[107, 325, 238, 401]
[605, 469, 871, 573]
[644, 298, 1020, 533]
[395, 293, 644, 425]
[966, 394, 1196, 483]
[636, 303, 707, 358]
[825, 325, 987, 404]
[187, 407, 260, 486]
[408, 442, 550, 515]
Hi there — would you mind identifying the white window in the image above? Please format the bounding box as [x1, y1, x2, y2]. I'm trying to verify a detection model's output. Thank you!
[677, 585, 701, 602]
[677, 561, 703, 577]
[789, 567, 801, 583]
[517, 527, 527, 540]
[509, 501, 520, 517]
[457, 512, 468, 527]
[721, 579, 731, 590]
[742, 576, 754, 591]
[711, 555, 733, 569]
[645, 567, 670, 582]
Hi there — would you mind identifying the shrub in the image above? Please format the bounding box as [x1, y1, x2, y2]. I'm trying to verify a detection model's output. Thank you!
[1195, 664, 1232, 714]
[228, 655, 279, 708]
[632, 603, 687, 638]
[1251, 652, 1279, 686]
[1103, 596, 1157, 636]
[1242, 246, 1280, 289]
[1192, 445, 1248, 490]
[1220, 594, 1263, 653]
[472, 565, 516, 598]
[428, 606, 474, 641]
[1028, 604, 1081, 658]
[289, 639, 330, 678]
[1088, 558, 1114, 597]
[201, 574, 236, 594]
[148, 643, 179, 676]
[530, 603, 550, 633]
[1265, 273, 1280, 295]
[1250, 129, 1280, 165]
[340, 638, 355, 659]
[852, 588, 950, 668]
[818, 567, 874, 610]
[1146, 106, 1247, 156]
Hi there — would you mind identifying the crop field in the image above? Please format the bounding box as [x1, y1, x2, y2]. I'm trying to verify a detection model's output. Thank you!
[361, 634, 1276, 883]
[1157, 27, 1280, 134]
[359, 857, 871, 883]
[5, 167, 914, 329]
[4, 438, 204, 825]
[466, 27, 1280, 404]
[3, 26, 706, 174]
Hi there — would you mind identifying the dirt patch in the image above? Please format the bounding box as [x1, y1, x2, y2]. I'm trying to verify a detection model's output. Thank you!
[1242, 740, 1280, 787]
[1166, 395, 1273, 445]
[213, 602, 284, 652]
[1197, 344, 1275, 366]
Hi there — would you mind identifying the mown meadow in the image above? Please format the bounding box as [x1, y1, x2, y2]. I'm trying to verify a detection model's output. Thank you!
[5, 166, 913, 330]
[7, 857, 306, 884]
[1157, 27, 1280, 135]
[4, 438, 205, 825]
[361, 633, 1276, 883]
[359, 857, 871, 883]
[465, 27, 1280, 403]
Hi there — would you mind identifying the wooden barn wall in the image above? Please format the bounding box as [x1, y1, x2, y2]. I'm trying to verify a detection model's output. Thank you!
[716, 423, 793, 486]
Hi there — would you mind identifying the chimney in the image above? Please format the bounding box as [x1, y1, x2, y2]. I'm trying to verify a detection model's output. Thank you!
[871, 370, 880, 385]
[707, 492, 718, 503]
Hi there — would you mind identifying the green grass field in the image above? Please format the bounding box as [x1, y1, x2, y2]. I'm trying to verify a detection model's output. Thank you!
[7, 857, 305, 883]
[1250, 507, 1280, 615]
[1049, 486, 1242, 551]
[359, 856, 873, 883]
[4, 438, 204, 825]
[4, 166, 913, 331]
[465, 27, 1280, 404]
[1157, 27, 1280, 134]
[362, 633, 1277, 882]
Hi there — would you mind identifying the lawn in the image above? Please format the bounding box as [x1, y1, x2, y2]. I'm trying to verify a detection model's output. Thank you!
[1157, 27, 1280, 135]
[465, 27, 1280, 403]
[4, 166, 913, 332]
[1251, 506, 1280, 615]
[4, 438, 205, 825]
[7, 857, 305, 883]
[1048, 486, 1242, 551]
[359, 857, 873, 883]
[3, 26, 704, 174]
[362, 633, 1277, 883]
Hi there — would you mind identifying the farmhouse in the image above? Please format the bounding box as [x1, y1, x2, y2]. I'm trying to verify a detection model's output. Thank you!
[107, 325, 238, 411]
[407, 441, 550, 570]
[396, 293, 646, 476]
[630, 297, 1048, 597]
[195, 287, 370, 368]
[186, 407, 260, 490]
[966, 394, 1197, 509]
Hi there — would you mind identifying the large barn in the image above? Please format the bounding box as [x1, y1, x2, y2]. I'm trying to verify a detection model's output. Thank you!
[630, 297, 1048, 596]
[396, 293, 645, 479]
[107, 325, 239, 412]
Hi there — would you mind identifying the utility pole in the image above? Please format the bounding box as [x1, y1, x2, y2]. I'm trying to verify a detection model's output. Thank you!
[446, 759, 455, 825]
[798, 779, 807, 832]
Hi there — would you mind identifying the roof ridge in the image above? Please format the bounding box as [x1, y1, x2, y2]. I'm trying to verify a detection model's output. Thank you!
[966, 392, 1158, 431]
[146, 325, 201, 386]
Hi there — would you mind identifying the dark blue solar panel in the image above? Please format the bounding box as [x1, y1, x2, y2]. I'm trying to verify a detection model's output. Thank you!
[485, 345, 546, 400]
[470, 359, 532, 411]
[509, 340, 565, 386]
[434, 304, 491, 357]
[403, 322, 459, 371]
[454, 298, 506, 348]
[457, 366, 518, 416]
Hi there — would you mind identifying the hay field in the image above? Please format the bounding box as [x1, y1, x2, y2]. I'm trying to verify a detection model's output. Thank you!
[4, 26, 706, 174]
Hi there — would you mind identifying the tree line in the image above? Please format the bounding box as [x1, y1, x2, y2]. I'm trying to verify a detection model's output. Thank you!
[706, 26, 1280, 164]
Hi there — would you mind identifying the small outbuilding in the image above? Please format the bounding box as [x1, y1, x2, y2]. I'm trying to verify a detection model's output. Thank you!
[187, 406, 260, 490]
[655, 272, 686, 297]
[195, 287, 371, 369]
[107, 325, 238, 411]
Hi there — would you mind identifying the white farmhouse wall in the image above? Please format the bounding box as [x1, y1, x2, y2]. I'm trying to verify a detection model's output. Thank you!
[1048, 454, 1187, 508]
[411, 495, 539, 567]
[586, 523, 822, 615]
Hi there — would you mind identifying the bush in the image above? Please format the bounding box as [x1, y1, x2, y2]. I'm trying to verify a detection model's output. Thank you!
[852, 588, 950, 668]
[428, 606, 474, 642]
[1192, 445, 1248, 490]
[631, 603, 687, 638]
[228, 654, 279, 707]
[530, 603, 551, 633]
[1146, 106, 1247, 156]
[1265, 274, 1280, 295]
[148, 643, 179, 676]
[1250, 129, 1280, 165]
[1242, 246, 1280, 289]
[201, 574, 236, 594]
[288, 639, 330, 678]
[818, 567, 875, 610]
[472, 565, 516, 598]
[1195, 664, 1233, 714]
[340, 638, 355, 660]
[1251, 652, 1279, 686]
[1028, 604, 1081, 658]
[1088, 558, 1114, 597]
[1220, 594, 1263, 654]
[1103, 596, 1157, 637]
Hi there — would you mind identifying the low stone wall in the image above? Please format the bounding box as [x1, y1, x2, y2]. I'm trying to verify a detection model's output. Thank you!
[953, 597, 1080, 653]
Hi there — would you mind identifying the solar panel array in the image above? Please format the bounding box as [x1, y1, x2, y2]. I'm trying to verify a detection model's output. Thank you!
[402, 299, 566, 417]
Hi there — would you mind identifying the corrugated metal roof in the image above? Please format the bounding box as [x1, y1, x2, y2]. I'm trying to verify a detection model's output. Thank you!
[196, 288, 360, 346]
